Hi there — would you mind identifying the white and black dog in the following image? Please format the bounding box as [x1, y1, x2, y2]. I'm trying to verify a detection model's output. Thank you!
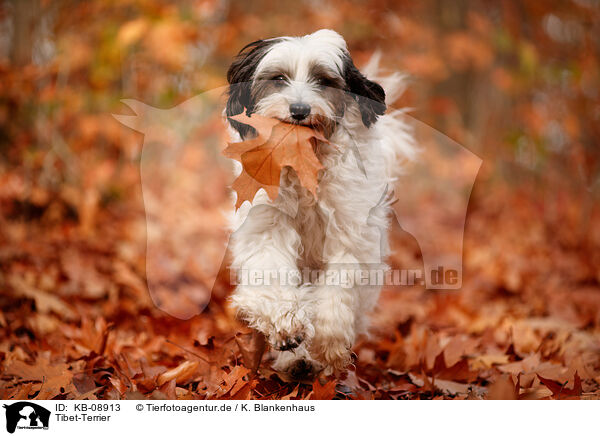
[225, 29, 415, 379]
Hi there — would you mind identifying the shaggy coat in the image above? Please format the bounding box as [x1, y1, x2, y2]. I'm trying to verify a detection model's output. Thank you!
[225, 29, 415, 378]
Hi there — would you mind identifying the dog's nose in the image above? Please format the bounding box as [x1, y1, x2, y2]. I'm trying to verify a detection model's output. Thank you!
[289, 103, 311, 121]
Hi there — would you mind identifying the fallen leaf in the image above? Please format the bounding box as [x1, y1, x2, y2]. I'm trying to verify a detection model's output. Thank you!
[157, 361, 200, 386]
[537, 372, 582, 399]
[8, 275, 76, 320]
[487, 374, 518, 399]
[311, 378, 337, 400]
[3, 357, 77, 399]
[235, 331, 266, 374]
[220, 366, 251, 397]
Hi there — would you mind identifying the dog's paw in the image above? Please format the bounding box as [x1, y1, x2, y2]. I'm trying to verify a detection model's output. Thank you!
[234, 300, 314, 352]
[310, 335, 353, 375]
[272, 330, 305, 351]
[267, 307, 314, 351]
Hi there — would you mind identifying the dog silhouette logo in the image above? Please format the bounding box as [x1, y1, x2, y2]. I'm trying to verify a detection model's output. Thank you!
[2, 402, 50, 433]
[114, 87, 482, 318]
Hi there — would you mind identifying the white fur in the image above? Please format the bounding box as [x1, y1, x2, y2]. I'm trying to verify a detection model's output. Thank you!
[226, 29, 415, 377]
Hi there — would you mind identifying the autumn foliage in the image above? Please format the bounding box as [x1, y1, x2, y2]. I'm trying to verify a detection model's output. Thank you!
[1, 0, 600, 400]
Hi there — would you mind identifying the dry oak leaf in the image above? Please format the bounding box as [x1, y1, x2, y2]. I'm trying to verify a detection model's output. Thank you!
[537, 372, 582, 399]
[224, 113, 327, 208]
[3, 357, 77, 399]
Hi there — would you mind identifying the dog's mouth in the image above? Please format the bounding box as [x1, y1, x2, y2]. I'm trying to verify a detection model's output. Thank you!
[277, 115, 335, 138]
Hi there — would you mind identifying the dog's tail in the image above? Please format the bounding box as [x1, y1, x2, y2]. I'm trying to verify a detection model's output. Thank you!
[362, 52, 418, 180]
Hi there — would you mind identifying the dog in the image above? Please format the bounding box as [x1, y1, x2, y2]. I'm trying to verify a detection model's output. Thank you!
[225, 29, 415, 379]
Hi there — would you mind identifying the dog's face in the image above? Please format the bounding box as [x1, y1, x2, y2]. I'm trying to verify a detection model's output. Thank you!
[226, 29, 386, 139]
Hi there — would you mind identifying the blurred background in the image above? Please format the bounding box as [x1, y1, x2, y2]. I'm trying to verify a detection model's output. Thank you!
[1, 0, 599, 399]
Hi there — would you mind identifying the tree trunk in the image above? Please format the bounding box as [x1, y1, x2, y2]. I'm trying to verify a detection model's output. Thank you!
[9, 0, 40, 66]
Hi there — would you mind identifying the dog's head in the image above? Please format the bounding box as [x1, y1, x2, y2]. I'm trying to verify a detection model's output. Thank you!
[226, 29, 386, 139]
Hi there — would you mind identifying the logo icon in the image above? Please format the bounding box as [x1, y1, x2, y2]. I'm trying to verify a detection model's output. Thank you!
[3, 402, 50, 434]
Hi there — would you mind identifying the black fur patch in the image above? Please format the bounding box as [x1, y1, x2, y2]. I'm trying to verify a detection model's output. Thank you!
[226, 38, 280, 137]
[342, 54, 386, 127]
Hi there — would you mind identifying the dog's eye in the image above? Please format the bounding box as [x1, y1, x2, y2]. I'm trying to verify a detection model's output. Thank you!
[271, 74, 286, 81]
[316, 77, 335, 87]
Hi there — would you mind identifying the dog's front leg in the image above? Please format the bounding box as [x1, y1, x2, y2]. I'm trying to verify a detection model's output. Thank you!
[309, 253, 363, 375]
[229, 204, 314, 351]
[309, 250, 384, 375]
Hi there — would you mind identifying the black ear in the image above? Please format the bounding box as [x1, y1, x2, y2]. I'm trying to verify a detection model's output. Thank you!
[226, 39, 278, 138]
[343, 54, 386, 127]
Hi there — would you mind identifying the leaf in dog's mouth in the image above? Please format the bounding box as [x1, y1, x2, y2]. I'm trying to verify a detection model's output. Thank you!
[224, 113, 328, 209]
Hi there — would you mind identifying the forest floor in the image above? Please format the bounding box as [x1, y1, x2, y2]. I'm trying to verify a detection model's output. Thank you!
[1, 175, 599, 400]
